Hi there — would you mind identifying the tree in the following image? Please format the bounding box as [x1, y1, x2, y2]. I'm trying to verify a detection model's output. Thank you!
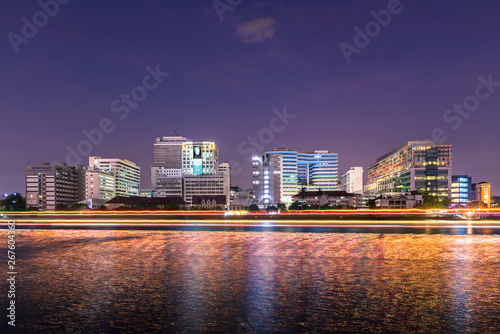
[277, 203, 287, 212]
[134, 201, 158, 210]
[289, 201, 301, 211]
[422, 194, 451, 209]
[56, 204, 69, 211]
[266, 205, 278, 213]
[0, 193, 26, 211]
[367, 199, 377, 209]
[230, 186, 242, 193]
[164, 202, 180, 210]
[248, 204, 260, 212]
[70, 203, 88, 211]
[468, 200, 487, 209]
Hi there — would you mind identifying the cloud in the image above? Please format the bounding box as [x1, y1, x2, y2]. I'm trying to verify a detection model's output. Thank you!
[235, 17, 275, 44]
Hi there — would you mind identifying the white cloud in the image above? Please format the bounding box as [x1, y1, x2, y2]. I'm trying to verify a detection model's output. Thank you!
[235, 17, 275, 44]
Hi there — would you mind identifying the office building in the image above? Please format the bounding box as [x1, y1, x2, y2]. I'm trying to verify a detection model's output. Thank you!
[183, 174, 230, 206]
[219, 162, 231, 186]
[151, 168, 183, 197]
[86, 168, 115, 203]
[153, 136, 189, 168]
[366, 141, 452, 199]
[252, 154, 282, 207]
[89, 157, 140, 197]
[152, 136, 189, 197]
[340, 167, 364, 194]
[451, 175, 472, 207]
[254, 148, 339, 205]
[25, 162, 86, 211]
[475, 182, 491, 207]
[182, 141, 219, 176]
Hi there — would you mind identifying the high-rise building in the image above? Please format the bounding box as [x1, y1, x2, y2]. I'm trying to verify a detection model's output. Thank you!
[258, 148, 339, 204]
[182, 141, 219, 176]
[365, 141, 452, 199]
[475, 182, 491, 207]
[252, 154, 282, 207]
[153, 136, 189, 168]
[25, 162, 86, 211]
[151, 136, 188, 197]
[340, 167, 364, 194]
[89, 157, 140, 197]
[451, 175, 472, 207]
[219, 162, 231, 186]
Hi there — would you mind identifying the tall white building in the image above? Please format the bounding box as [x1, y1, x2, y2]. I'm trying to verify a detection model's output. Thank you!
[252, 148, 339, 205]
[154, 136, 189, 168]
[340, 167, 364, 194]
[252, 154, 282, 207]
[89, 157, 140, 197]
[219, 162, 231, 186]
[182, 141, 219, 176]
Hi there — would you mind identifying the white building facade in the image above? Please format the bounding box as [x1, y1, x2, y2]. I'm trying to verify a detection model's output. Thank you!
[340, 167, 364, 194]
[89, 157, 140, 197]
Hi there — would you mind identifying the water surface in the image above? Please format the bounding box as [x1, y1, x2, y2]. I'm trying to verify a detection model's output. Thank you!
[1, 230, 499, 333]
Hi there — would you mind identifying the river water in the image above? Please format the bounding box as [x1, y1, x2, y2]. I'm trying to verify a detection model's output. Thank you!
[1, 229, 499, 333]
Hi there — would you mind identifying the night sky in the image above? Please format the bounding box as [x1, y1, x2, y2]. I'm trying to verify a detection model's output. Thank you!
[1, 0, 499, 194]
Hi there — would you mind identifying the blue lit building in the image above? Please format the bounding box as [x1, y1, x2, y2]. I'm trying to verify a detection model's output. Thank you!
[451, 175, 473, 207]
[258, 148, 338, 205]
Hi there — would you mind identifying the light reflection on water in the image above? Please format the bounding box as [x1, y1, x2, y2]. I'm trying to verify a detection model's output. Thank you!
[1, 230, 499, 333]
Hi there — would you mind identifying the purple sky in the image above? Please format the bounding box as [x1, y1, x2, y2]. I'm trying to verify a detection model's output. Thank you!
[1, 0, 499, 194]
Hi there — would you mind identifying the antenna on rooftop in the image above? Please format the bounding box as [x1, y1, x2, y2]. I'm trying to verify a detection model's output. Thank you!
[174, 129, 178, 136]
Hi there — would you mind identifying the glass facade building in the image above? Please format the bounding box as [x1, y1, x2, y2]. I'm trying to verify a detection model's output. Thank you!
[253, 148, 339, 205]
[451, 175, 472, 207]
[366, 141, 452, 199]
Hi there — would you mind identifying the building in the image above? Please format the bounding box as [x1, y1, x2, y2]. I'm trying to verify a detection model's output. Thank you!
[26, 162, 86, 211]
[89, 157, 140, 197]
[219, 162, 231, 186]
[104, 196, 186, 210]
[230, 192, 251, 210]
[191, 195, 227, 210]
[450, 175, 473, 207]
[291, 190, 358, 209]
[84, 168, 115, 208]
[153, 136, 189, 169]
[182, 141, 219, 176]
[151, 168, 183, 197]
[252, 154, 282, 207]
[152, 136, 189, 198]
[183, 174, 230, 206]
[340, 167, 364, 194]
[475, 182, 491, 207]
[179, 141, 230, 205]
[366, 141, 452, 199]
[375, 194, 423, 209]
[252, 148, 339, 206]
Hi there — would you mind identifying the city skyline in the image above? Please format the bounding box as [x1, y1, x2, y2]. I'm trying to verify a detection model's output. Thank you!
[1, 0, 500, 194]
